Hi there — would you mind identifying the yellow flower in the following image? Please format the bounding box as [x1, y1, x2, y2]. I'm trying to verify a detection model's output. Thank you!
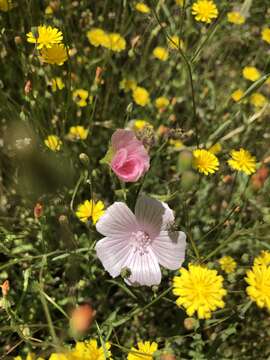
[208, 143, 222, 155]
[40, 44, 68, 65]
[0, 0, 12, 11]
[254, 250, 270, 267]
[155, 96, 170, 109]
[51, 77, 65, 92]
[133, 120, 153, 131]
[227, 12, 245, 25]
[87, 28, 110, 48]
[107, 33, 126, 52]
[175, 0, 184, 6]
[173, 264, 227, 319]
[27, 25, 63, 49]
[228, 148, 256, 175]
[231, 89, 244, 102]
[245, 264, 270, 311]
[68, 126, 89, 140]
[249, 93, 267, 108]
[169, 139, 184, 150]
[261, 28, 270, 44]
[15, 354, 45, 360]
[135, 2, 150, 13]
[153, 46, 169, 61]
[49, 339, 112, 360]
[76, 200, 105, 224]
[73, 89, 89, 107]
[219, 256, 237, 274]
[128, 341, 158, 360]
[242, 66, 261, 82]
[132, 86, 150, 107]
[192, 149, 219, 175]
[168, 35, 184, 50]
[45, 5, 53, 15]
[44, 135, 62, 152]
[120, 78, 137, 92]
[191, 0, 218, 24]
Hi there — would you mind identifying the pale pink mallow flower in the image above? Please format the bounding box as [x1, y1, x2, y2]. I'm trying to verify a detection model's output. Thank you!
[95, 196, 186, 286]
[110, 129, 150, 182]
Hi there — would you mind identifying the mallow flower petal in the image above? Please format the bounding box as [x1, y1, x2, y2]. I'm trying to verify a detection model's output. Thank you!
[135, 196, 175, 238]
[96, 202, 138, 236]
[95, 236, 132, 277]
[152, 230, 186, 270]
[124, 247, 161, 286]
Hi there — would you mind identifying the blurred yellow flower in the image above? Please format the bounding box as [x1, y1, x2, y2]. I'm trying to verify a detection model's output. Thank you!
[219, 256, 237, 274]
[73, 89, 89, 107]
[254, 250, 270, 267]
[228, 148, 256, 175]
[135, 2, 150, 13]
[250, 93, 267, 108]
[169, 139, 184, 150]
[191, 0, 218, 24]
[227, 11, 245, 25]
[14, 353, 44, 360]
[45, 5, 53, 15]
[231, 89, 244, 102]
[120, 78, 137, 92]
[68, 126, 88, 140]
[243, 66, 261, 82]
[128, 341, 158, 360]
[153, 46, 169, 61]
[76, 200, 105, 224]
[44, 135, 62, 152]
[51, 77, 65, 92]
[175, 0, 184, 6]
[87, 28, 110, 48]
[40, 44, 68, 65]
[168, 35, 184, 50]
[261, 28, 270, 44]
[209, 143, 222, 154]
[245, 264, 270, 311]
[0, 0, 12, 11]
[108, 33, 126, 52]
[27, 25, 63, 49]
[133, 119, 153, 131]
[132, 86, 150, 106]
[155, 96, 170, 109]
[173, 264, 227, 319]
[192, 149, 219, 175]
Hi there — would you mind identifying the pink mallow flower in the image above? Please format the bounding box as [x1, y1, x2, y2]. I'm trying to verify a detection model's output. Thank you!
[95, 196, 186, 286]
[110, 129, 150, 182]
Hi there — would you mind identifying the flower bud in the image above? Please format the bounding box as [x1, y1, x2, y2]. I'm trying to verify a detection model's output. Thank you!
[70, 304, 96, 333]
[160, 354, 176, 360]
[79, 153, 90, 167]
[14, 36, 22, 45]
[1, 280, 9, 297]
[184, 317, 197, 331]
[24, 80, 32, 95]
[34, 203, 43, 219]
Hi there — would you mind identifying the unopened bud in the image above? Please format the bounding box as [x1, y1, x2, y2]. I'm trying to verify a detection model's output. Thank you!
[14, 36, 22, 45]
[160, 354, 176, 360]
[70, 304, 96, 333]
[59, 214, 68, 225]
[79, 153, 90, 167]
[1, 280, 10, 297]
[95, 66, 103, 84]
[24, 80, 32, 95]
[34, 203, 43, 219]
[184, 317, 197, 331]
[120, 267, 132, 279]
[126, 103, 133, 113]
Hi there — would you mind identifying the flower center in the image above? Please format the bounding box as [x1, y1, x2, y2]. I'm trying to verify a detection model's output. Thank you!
[131, 230, 152, 256]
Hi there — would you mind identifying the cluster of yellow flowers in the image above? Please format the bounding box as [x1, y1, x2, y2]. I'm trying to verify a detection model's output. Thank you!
[27, 25, 68, 65]
[87, 28, 126, 52]
[192, 148, 257, 176]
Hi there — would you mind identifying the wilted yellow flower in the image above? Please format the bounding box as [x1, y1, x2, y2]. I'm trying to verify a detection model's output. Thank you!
[108, 33, 126, 52]
[192, 0, 218, 24]
[192, 149, 219, 175]
[153, 46, 169, 61]
[132, 86, 150, 106]
[128, 341, 158, 360]
[73, 89, 89, 107]
[261, 28, 270, 44]
[40, 44, 68, 65]
[76, 200, 105, 224]
[254, 250, 270, 267]
[228, 148, 256, 175]
[243, 66, 261, 82]
[231, 89, 244, 102]
[120, 78, 137, 92]
[44, 135, 62, 151]
[208, 143, 222, 155]
[68, 126, 89, 140]
[219, 256, 237, 274]
[245, 264, 270, 311]
[0, 0, 13, 11]
[227, 11, 245, 25]
[87, 28, 110, 48]
[27, 25, 63, 49]
[51, 77, 65, 92]
[173, 264, 227, 319]
[155, 96, 170, 109]
[168, 35, 184, 50]
[135, 2, 150, 13]
[250, 93, 267, 108]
